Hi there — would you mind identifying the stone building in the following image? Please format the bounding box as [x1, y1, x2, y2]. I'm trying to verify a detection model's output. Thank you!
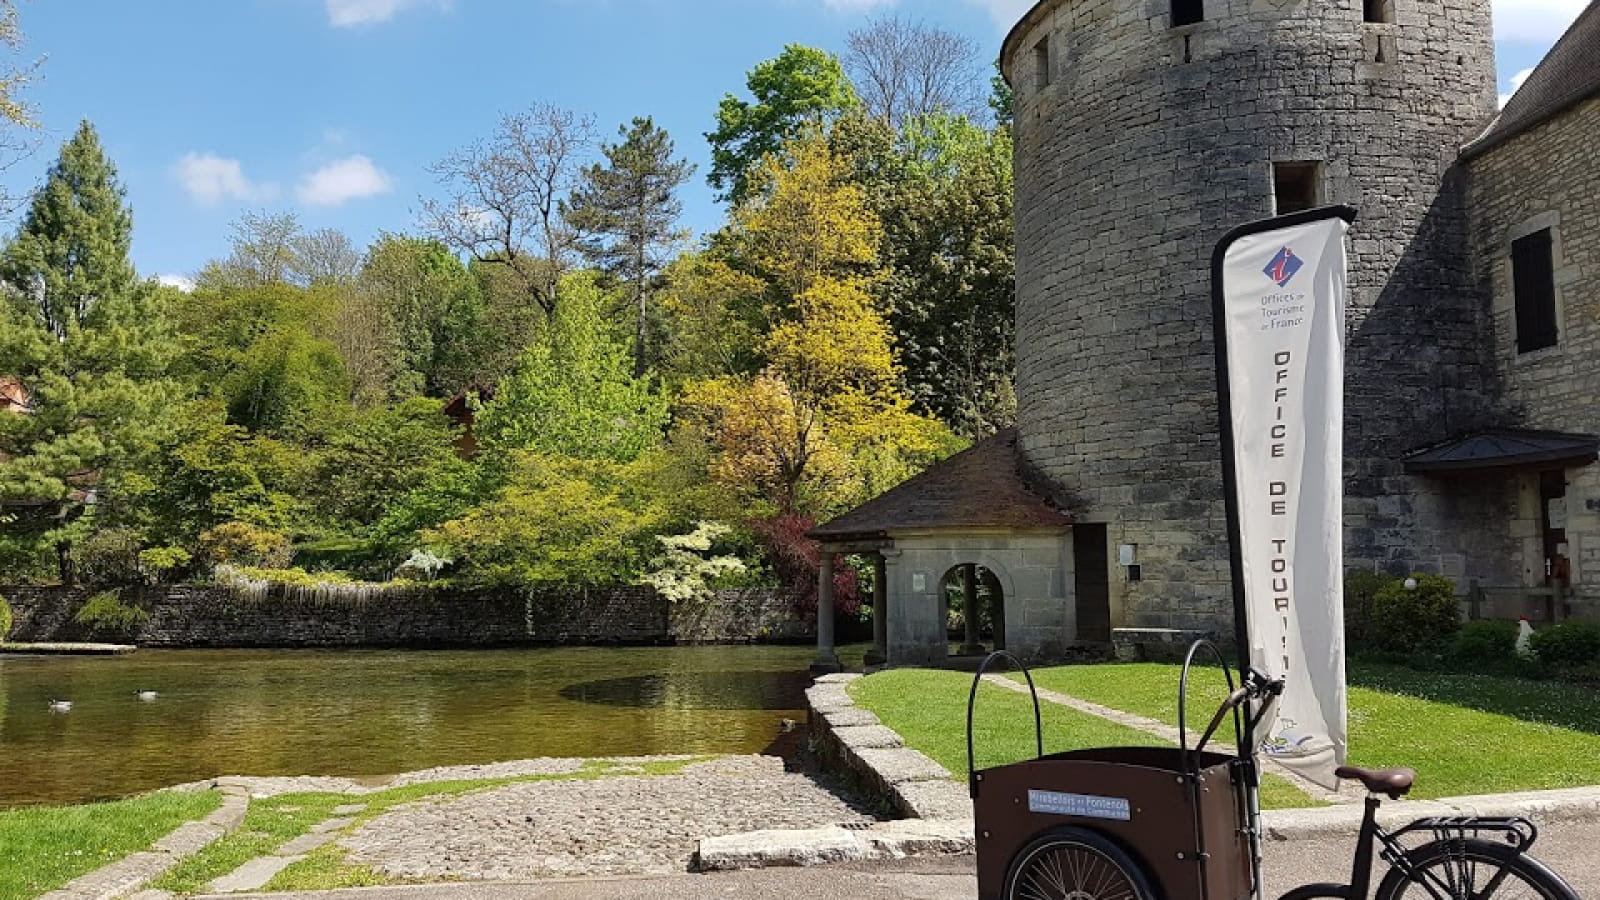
[809, 0, 1600, 667]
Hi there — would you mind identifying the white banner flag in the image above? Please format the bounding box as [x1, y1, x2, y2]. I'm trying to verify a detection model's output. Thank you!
[1214, 210, 1352, 791]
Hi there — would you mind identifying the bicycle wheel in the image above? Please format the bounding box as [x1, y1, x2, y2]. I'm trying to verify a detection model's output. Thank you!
[1375, 837, 1579, 900]
[1002, 826, 1157, 900]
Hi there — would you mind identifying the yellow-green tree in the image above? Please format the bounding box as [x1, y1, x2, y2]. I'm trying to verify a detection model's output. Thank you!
[684, 133, 960, 517]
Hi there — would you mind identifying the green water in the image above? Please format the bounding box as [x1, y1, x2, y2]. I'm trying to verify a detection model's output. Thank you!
[0, 645, 863, 809]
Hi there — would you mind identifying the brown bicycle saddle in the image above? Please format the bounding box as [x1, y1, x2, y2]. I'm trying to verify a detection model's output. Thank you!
[1335, 765, 1416, 798]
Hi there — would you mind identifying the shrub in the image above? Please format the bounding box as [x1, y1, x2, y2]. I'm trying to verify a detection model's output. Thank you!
[1366, 573, 1460, 655]
[73, 589, 149, 633]
[1529, 622, 1600, 668]
[1447, 619, 1518, 665]
[642, 521, 747, 605]
[67, 528, 143, 587]
[1344, 570, 1399, 647]
[198, 521, 293, 569]
[137, 546, 192, 583]
[0, 594, 11, 640]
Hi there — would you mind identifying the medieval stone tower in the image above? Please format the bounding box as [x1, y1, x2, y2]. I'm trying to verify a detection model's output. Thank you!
[1001, 0, 1500, 634]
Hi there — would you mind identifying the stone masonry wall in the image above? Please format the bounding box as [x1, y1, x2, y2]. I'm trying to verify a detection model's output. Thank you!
[1005, 0, 1498, 632]
[1, 584, 807, 647]
[1468, 96, 1600, 612]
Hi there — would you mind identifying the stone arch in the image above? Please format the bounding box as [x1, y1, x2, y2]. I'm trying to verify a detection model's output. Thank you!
[936, 554, 1018, 655]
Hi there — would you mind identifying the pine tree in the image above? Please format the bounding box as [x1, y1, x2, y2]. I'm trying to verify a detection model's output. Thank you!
[566, 117, 694, 377]
[0, 121, 178, 548]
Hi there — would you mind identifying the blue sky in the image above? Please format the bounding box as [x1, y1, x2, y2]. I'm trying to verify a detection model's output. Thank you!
[0, 0, 1583, 285]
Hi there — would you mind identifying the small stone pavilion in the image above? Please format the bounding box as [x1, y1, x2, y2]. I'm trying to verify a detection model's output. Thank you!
[807, 429, 1077, 671]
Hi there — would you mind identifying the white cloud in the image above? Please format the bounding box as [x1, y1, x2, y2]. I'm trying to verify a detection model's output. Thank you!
[158, 274, 196, 292]
[325, 0, 447, 27]
[296, 155, 393, 207]
[172, 153, 273, 205]
[1498, 67, 1535, 108]
[1492, 0, 1585, 41]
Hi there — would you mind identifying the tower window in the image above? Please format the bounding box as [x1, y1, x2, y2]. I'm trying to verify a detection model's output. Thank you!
[1364, 0, 1395, 24]
[1512, 229, 1558, 353]
[1272, 161, 1322, 215]
[1172, 0, 1204, 27]
[1035, 36, 1051, 88]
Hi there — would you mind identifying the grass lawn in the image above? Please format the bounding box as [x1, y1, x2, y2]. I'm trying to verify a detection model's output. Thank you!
[848, 669, 1315, 809]
[0, 789, 222, 900]
[154, 757, 712, 895]
[1018, 662, 1600, 799]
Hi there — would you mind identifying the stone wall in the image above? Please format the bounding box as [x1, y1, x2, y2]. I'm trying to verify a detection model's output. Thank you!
[1003, 0, 1498, 632]
[1467, 95, 1600, 613]
[0, 584, 808, 647]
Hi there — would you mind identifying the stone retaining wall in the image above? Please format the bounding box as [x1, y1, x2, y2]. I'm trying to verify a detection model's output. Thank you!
[805, 674, 970, 821]
[0, 584, 808, 648]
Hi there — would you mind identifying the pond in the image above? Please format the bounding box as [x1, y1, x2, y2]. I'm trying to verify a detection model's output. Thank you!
[0, 644, 865, 809]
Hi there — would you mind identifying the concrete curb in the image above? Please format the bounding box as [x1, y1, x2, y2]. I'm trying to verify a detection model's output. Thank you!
[1260, 785, 1600, 840]
[39, 786, 249, 900]
[697, 819, 975, 871]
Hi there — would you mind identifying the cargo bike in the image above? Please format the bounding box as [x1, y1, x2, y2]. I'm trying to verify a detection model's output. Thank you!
[965, 643, 1579, 900]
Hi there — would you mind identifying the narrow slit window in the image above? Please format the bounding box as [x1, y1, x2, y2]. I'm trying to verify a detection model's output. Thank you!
[1172, 0, 1204, 27]
[1512, 229, 1558, 353]
[1364, 0, 1395, 24]
[1035, 37, 1051, 88]
[1272, 161, 1322, 215]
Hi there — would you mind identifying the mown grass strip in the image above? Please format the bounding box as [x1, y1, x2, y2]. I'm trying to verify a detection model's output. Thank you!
[0, 789, 222, 900]
[1021, 662, 1600, 799]
[154, 756, 713, 894]
[849, 668, 1321, 809]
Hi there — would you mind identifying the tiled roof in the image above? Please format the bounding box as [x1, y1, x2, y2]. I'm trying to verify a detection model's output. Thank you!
[808, 428, 1072, 541]
[1464, 0, 1600, 159]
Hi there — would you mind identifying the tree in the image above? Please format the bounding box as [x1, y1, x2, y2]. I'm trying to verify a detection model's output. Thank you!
[355, 234, 491, 397]
[844, 16, 986, 130]
[198, 211, 302, 289]
[873, 115, 1017, 438]
[686, 133, 959, 516]
[0, 122, 181, 537]
[657, 252, 765, 388]
[475, 271, 667, 463]
[706, 45, 859, 205]
[0, 1, 39, 214]
[421, 103, 595, 320]
[566, 117, 694, 376]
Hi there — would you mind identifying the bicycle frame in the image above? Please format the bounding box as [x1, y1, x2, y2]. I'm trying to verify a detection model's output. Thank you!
[1310, 792, 1541, 900]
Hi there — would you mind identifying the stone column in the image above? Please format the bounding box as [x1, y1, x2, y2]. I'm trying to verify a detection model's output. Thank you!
[811, 551, 842, 674]
[990, 571, 1007, 652]
[865, 553, 888, 667]
[960, 563, 985, 656]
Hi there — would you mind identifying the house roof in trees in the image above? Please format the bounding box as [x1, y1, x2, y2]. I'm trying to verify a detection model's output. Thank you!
[1464, 0, 1600, 159]
[0, 377, 28, 413]
[808, 428, 1072, 543]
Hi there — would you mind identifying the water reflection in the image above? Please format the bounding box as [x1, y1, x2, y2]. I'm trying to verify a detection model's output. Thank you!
[0, 645, 859, 809]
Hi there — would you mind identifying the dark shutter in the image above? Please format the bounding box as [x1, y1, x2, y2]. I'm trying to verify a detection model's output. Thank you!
[1512, 229, 1557, 353]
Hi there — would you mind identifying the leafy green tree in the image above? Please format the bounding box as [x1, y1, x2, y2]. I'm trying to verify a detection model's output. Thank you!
[706, 45, 859, 205]
[476, 271, 668, 463]
[566, 117, 694, 376]
[657, 252, 765, 389]
[312, 397, 460, 527]
[428, 451, 669, 587]
[120, 416, 302, 542]
[872, 114, 1016, 438]
[357, 234, 490, 397]
[0, 121, 181, 538]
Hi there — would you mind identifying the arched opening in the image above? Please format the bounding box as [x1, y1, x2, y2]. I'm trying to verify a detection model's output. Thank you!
[939, 563, 1006, 656]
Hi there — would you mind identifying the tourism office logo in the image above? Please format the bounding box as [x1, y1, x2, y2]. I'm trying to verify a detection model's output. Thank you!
[1264, 246, 1303, 287]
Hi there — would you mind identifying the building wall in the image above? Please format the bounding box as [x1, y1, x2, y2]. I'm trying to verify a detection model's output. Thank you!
[881, 529, 1073, 664]
[1468, 95, 1600, 613]
[1005, 0, 1497, 631]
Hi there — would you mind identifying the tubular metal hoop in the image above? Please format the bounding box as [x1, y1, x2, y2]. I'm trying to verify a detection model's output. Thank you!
[966, 650, 1043, 798]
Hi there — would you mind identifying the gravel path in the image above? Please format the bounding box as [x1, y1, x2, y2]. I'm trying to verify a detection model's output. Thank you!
[339, 756, 879, 880]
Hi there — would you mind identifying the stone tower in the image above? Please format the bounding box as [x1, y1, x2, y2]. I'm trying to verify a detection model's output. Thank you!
[1002, 0, 1499, 633]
